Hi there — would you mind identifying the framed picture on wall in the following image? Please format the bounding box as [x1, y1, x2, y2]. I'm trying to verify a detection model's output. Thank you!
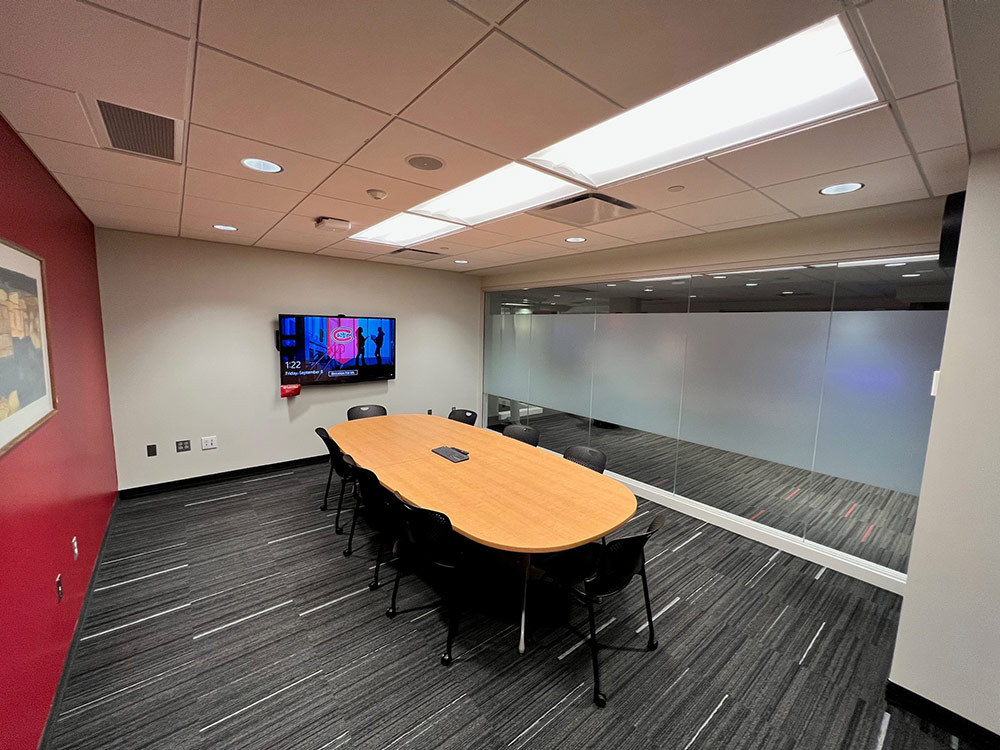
[0, 237, 55, 457]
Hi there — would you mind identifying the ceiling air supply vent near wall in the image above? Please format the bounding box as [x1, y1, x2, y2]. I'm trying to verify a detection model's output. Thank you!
[388, 247, 444, 260]
[531, 193, 640, 227]
[96, 100, 176, 160]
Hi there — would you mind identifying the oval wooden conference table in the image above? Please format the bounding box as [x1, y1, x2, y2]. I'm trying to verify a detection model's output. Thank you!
[327, 413, 637, 653]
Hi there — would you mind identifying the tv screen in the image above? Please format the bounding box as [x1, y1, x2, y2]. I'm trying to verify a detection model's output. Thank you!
[278, 314, 396, 386]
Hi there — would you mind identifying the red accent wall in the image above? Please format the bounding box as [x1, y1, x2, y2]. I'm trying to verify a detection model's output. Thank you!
[0, 120, 117, 748]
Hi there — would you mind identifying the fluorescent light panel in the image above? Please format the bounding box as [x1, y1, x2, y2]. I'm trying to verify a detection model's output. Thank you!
[526, 16, 877, 187]
[410, 163, 583, 226]
[838, 254, 938, 268]
[350, 213, 464, 247]
[629, 274, 692, 282]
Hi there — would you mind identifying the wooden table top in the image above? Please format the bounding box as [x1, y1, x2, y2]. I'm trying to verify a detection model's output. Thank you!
[327, 414, 637, 554]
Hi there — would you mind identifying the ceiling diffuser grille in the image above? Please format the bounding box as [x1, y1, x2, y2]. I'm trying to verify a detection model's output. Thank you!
[531, 193, 640, 226]
[97, 100, 175, 159]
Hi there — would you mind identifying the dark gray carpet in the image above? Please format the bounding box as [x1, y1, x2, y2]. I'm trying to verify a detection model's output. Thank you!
[519, 411, 917, 573]
[46, 461, 959, 750]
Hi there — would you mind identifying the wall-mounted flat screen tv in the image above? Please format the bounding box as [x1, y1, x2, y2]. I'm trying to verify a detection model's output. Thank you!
[278, 314, 396, 386]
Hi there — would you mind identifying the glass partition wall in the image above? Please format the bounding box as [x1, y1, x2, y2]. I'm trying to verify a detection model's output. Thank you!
[483, 258, 951, 574]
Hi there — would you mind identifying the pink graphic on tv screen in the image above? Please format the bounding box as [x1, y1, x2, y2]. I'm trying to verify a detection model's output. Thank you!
[327, 317, 358, 365]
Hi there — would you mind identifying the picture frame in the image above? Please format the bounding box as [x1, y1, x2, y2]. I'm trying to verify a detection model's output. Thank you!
[0, 237, 55, 457]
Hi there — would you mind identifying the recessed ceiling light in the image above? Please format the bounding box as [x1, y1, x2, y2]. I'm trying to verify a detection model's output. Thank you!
[726, 265, 807, 275]
[606, 283, 617, 287]
[713, 275, 727, 279]
[839, 254, 938, 268]
[553, 294, 561, 297]
[525, 16, 876, 186]
[411, 163, 582, 226]
[819, 181, 864, 195]
[584, 297, 593, 301]
[667, 185, 686, 193]
[213, 224, 238, 231]
[522, 299, 529, 303]
[901, 273, 921, 278]
[746, 282, 758, 287]
[630, 274, 691, 282]
[565, 236, 587, 243]
[454, 259, 469, 264]
[781, 291, 794, 295]
[885, 262, 906, 267]
[350, 213, 464, 246]
[522, 287, 529, 290]
[672, 281, 687, 285]
[241, 158, 282, 173]
[689, 295, 698, 298]
[406, 154, 444, 171]
[644, 288, 654, 292]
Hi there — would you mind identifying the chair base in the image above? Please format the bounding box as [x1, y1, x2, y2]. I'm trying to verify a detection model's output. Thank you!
[386, 608, 396, 619]
[593, 692, 607, 708]
[368, 580, 379, 591]
[440, 654, 452, 667]
[343, 548, 353, 557]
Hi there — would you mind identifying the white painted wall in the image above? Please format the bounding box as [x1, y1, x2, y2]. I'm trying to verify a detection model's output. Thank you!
[96, 230, 483, 490]
[888, 149, 1000, 733]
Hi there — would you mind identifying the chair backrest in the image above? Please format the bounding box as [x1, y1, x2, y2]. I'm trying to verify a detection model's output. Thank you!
[347, 404, 387, 421]
[503, 423, 540, 447]
[352, 466, 404, 528]
[588, 515, 665, 597]
[315, 427, 350, 476]
[563, 445, 607, 473]
[399, 502, 460, 569]
[447, 408, 477, 426]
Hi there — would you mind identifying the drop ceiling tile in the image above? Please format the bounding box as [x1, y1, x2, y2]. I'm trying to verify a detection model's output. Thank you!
[478, 213, 572, 239]
[88, 0, 199, 37]
[759, 156, 928, 217]
[453, 247, 526, 266]
[291, 195, 396, 230]
[859, 0, 956, 98]
[0, 74, 97, 145]
[493, 239, 580, 259]
[897, 84, 966, 153]
[54, 174, 181, 212]
[348, 119, 507, 191]
[501, 0, 835, 108]
[182, 228, 262, 246]
[709, 108, 910, 187]
[199, 0, 485, 114]
[368, 253, 426, 266]
[23, 135, 184, 192]
[254, 214, 340, 253]
[186, 126, 338, 192]
[696, 212, 797, 233]
[184, 169, 306, 213]
[181, 196, 284, 238]
[0, 0, 190, 117]
[603, 160, 748, 211]
[533, 228, 626, 251]
[594, 212, 701, 243]
[315, 246, 377, 261]
[322, 238, 394, 256]
[660, 190, 791, 228]
[455, 0, 522, 23]
[411, 239, 482, 257]
[446, 228, 510, 248]
[315, 166, 440, 213]
[191, 48, 389, 161]
[917, 145, 969, 196]
[75, 199, 179, 233]
[402, 33, 620, 158]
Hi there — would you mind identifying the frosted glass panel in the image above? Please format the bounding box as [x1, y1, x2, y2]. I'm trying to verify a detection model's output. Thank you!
[591, 313, 686, 436]
[483, 314, 531, 401]
[814, 310, 947, 495]
[527, 314, 595, 417]
[680, 312, 830, 469]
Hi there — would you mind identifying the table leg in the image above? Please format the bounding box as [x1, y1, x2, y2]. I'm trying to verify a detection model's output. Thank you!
[518, 552, 530, 655]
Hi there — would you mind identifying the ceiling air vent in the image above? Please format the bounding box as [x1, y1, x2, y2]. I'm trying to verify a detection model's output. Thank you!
[531, 193, 640, 227]
[96, 100, 175, 160]
[388, 247, 443, 260]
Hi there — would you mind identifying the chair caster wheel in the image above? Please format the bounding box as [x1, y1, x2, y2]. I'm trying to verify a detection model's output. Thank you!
[386, 608, 396, 619]
[321, 506, 328, 513]
[343, 548, 353, 557]
[368, 580, 379, 591]
[335, 527, 344, 535]
[648, 639, 658, 651]
[440, 654, 452, 667]
[593, 692, 607, 708]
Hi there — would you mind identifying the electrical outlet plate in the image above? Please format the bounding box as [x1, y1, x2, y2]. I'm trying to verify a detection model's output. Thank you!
[201, 436, 217, 450]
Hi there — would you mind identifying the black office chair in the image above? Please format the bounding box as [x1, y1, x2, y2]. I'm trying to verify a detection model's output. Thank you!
[503, 423, 539, 446]
[347, 404, 387, 421]
[345, 466, 405, 590]
[563, 445, 607, 474]
[314, 427, 355, 534]
[447, 408, 477, 426]
[385, 503, 467, 667]
[539, 514, 665, 707]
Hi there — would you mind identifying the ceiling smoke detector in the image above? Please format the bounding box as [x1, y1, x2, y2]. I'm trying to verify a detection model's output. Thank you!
[406, 154, 444, 171]
[315, 216, 352, 233]
[366, 188, 388, 201]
